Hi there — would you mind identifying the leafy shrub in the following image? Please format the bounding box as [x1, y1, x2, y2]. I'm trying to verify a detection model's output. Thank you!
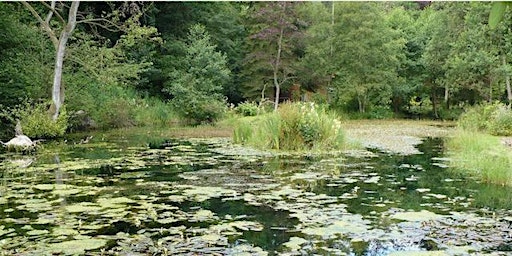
[235, 101, 259, 116]
[488, 105, 512, 136]
[365, 105, 394, 119]
[458, 102, 512, 135]
[408, 97, 433, 116]
[438, 107, 464, 121]
[172, 96, 227, 125]
[99, 98, 137, 129]
[233, 102, 344, 151]
[134, 97, 177, 127]
[3, 101, 68, 138]
[458, 103, 498, 132]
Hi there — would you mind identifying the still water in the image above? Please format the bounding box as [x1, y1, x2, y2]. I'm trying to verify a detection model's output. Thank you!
[0, 134, 511, 255]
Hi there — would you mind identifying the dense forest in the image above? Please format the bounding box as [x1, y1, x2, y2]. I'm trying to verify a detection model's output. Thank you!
[1, 1, 511, 139]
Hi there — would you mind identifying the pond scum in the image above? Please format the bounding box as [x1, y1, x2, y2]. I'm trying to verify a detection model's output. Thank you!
[0, 136, 511, 255]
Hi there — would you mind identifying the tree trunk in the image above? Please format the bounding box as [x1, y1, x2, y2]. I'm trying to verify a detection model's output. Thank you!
[444, 85, 449, 109]
[273, 27, 284, 111]
[430, 81, 439, 119]
[51, 1, 79, 121]
[22, 1, 80, 121]
[503, 56, 512, 104]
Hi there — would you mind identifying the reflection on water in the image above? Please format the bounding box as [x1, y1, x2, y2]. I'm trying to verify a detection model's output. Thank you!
[0, 135, 511, 255]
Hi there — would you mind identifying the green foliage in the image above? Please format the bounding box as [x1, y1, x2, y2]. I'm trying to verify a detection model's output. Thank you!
[165, 24, 230, 125]
[133, 98, 177, 127]
[488, 105, 512, 136]
[235, 102, 260, 116]
[457, 102, 512, 135]
[365, 106, 395, 120]
[0, 3, 53, 108]
[489, 2, 510, 29]
[408, 97, 433, 116]
[233, 102, 344, 151]
[2, 101, 68, 138]
[447, 131, 512, 186]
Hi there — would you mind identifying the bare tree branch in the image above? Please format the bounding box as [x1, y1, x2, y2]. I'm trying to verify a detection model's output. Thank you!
[44, 0, 56, 24]
[40, 1, 66, 24]
[76, 18, 123, 32]
[20, 1, 59, 49]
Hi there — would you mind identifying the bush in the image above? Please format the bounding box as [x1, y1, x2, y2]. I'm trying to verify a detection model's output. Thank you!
[458, 102, 512, 136]
[457, 103, 500, 132]
[172, 96, 227, 125]
[233, 102, 344, 151]
[101, 98, 137, 128]
[133, 97, 177, 127]
[488, 105, 512, 136]
[3, 101, 68, 139]
[235, 101, 260, 116]
[365, 105, 394, 119]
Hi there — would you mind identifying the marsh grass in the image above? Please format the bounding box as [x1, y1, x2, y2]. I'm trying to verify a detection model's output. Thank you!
[446, 131, 512, 186]
[233, 102, 344, 151]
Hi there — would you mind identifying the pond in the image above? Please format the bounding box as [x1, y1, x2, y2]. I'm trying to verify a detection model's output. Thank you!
[0, 133, 511, 255]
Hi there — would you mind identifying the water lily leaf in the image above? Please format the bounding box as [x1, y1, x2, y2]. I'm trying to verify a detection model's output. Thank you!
[26, 229, 49, 236]
[416, 188, 431, 193]
[283, 236, 307, 251]
[391, 210, 444, 222]
[191, 209, 217, 222]
[302, 220, 368, 239]
[0, 226, 15, 236]
[201, 233, 224, 244]
[230, 221, 264, 231]
[427, 193, 447, 199]
[48, 238, 107, 254]
[182, 186, 237, 202]
[364, 176, 380, 184]
[97, 197, 135, 208]
[389, 251, 447, 256]
[168, 195, 186, 202]
[65, 202, 102, 213]
[52, 227, 78, 236]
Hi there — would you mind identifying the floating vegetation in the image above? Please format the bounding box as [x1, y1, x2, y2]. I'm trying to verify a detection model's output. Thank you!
[0, 135, 511, 255]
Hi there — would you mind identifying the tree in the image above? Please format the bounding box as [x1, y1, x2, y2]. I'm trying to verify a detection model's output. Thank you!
[164, 24, 231, 124]
[21, 1, 80, 121]
[298, 2, 336, 96]
[328, 2, 404, 113]
[245, 2, 303, 111]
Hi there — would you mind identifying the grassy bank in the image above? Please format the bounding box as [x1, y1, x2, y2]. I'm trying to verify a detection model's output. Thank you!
[446, 131, 512, 186]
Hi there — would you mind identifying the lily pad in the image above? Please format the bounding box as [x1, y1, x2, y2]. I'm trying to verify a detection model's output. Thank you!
[48, 238, 108, 254]
[26, 229, 49, 236]
[391, 210, 444, 222]
[65, 202, 102, 213]
[389, 251, 447, 256]
[283, 236, 307, 251]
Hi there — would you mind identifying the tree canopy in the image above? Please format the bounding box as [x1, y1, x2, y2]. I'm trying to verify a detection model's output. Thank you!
[1, 1, 511, 137]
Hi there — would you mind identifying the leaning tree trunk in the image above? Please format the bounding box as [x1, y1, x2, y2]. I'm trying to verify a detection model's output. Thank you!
[273, 27, 284, 112]
[52, 1, 79, 121]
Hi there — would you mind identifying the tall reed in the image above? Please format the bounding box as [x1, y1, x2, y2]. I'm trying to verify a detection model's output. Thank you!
[233, 102, 344, 151]
[446, 131, 512, 186]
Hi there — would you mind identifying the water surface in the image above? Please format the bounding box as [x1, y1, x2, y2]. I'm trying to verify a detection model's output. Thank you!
[0, 134, 511, 255]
